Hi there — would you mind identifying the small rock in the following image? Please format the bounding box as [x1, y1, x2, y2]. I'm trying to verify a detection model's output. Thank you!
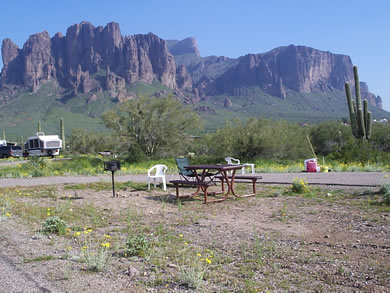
[167, 263, 178, 268]
[126, 266, 139, 278]
[324, 235, 330, 238]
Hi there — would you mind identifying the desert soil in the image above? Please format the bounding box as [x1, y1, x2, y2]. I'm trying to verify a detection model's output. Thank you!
[0, 174, 389, 292]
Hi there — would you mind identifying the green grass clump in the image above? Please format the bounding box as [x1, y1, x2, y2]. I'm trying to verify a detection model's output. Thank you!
[42, 216, 67, 235]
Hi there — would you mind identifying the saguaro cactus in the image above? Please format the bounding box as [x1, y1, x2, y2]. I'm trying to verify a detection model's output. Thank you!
[60, 117, 65, 149]
[345, 66, 372, 139]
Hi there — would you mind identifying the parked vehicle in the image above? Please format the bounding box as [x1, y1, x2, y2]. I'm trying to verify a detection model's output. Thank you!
[0, 145, 23, 158]
[24, 132, 62, 158]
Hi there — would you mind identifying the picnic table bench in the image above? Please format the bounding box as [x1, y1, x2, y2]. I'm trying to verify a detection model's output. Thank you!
[215, 174, 263, 195]
[169, 180, 213, 204]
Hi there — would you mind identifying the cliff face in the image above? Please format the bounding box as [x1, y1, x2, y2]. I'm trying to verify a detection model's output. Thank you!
[207, 45, 381, 107]
[0, 22, 382, 109]
[1, 21, 177, 94]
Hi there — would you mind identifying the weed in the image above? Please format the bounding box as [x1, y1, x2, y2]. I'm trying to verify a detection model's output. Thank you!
[379, 182, 390, 205]
[81, 244, 111, 272]
[42, 216, 67, 235]
[24, 255, 54, 263]
[291, 178, 309, 194]
[125, 234, 149, 257]
[0, 196, 12, 221]
[73, 229, 111, 272]
[178, 261, 206, 289]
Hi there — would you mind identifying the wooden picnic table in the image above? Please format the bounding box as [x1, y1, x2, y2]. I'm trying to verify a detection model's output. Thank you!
[170, 164, 259, 203]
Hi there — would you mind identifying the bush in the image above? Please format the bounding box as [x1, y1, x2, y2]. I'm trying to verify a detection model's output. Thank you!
[42, 216, 67, 234]
[291, 178, 309, 194]
[380, 182, 390, 205]
[125, 234, 149, 257]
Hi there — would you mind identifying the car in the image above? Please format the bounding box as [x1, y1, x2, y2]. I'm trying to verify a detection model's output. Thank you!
[0, 145, 23, 158]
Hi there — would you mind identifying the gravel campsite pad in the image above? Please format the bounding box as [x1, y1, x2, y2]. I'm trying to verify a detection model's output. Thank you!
[0, 179, 389, 292]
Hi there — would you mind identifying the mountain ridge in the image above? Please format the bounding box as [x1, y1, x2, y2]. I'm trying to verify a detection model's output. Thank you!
[0, 21, 388, 138]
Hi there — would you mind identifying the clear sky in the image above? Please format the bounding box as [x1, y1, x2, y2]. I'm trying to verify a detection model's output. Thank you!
[1, 0, 389, 110]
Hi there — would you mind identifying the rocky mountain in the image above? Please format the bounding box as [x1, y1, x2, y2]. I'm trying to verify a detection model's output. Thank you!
[1, 21, 178, 99]
[169, 41, 382, 108]
[0, 21, 386, 137]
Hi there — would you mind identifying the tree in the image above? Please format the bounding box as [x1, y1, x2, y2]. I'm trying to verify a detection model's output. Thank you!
[102, 96, 200, 157]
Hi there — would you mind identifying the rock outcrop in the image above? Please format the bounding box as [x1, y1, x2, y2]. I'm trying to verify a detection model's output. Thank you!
[199, 45, 381, 107]
[167, 37, 200, 56]
[1, 21, 177, 96]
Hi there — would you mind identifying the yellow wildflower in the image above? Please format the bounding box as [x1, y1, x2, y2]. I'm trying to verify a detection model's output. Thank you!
[104, 234, 111, 239]
[184, 242, 188, 245]
[196, 253, 202, 257]
[179, 234, 183, 238]
[74, 232, 81, 237]
[205, 258, 212, 264]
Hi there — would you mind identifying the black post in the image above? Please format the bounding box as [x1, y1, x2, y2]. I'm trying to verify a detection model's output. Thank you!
[111, 170, 116, 197]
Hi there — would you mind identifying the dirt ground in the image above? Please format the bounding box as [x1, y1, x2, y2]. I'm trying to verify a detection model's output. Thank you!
[0, 181, 389, 292]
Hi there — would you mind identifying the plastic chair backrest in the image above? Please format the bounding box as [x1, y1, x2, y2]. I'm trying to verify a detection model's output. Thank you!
[148, 164, 167, 176]
[225, 156, 240, 165]
[175, 157, 194, 176]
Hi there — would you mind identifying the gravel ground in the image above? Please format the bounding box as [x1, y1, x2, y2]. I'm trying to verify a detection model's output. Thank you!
[0, 172, 389, 292]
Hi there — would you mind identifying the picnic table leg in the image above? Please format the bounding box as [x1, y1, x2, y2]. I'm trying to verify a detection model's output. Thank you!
[219, 177, 225, 193]
[229, 170, 237, 196]
[175, 184, 180, 199]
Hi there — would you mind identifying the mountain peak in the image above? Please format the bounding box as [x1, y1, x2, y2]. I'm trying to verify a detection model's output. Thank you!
[167, 37, 200, 57]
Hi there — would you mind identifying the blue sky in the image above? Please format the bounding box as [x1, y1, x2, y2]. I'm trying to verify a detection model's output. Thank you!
[1, 0, 389, 110]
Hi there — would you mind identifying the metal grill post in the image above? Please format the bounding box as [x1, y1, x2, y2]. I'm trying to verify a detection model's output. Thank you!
[111, 170, 116, 198]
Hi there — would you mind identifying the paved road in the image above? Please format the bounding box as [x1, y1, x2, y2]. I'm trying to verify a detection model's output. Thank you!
[0, 172, 389, 188]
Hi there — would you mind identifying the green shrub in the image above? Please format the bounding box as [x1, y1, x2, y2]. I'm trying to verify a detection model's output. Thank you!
[291, 178, 309, 194]
[42, 216, 67, 234]
[125, 234, 149, 257]
[380, 182, 390, 205]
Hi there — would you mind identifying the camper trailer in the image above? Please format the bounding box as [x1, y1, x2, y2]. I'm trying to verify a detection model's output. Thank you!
[24, 132, 62, 157]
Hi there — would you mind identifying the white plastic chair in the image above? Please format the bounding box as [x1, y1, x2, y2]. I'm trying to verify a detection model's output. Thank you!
[225, 156, 241, 165]
[224, 157, 255, 174]
[147, 164, 168, 191]
[225, 157, 241, 175]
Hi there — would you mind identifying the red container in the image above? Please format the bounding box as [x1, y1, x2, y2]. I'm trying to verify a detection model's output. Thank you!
[306, 160, 318, 172]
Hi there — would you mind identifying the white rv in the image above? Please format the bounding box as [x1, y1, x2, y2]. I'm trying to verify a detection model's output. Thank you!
[24, 132, 62, 157]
